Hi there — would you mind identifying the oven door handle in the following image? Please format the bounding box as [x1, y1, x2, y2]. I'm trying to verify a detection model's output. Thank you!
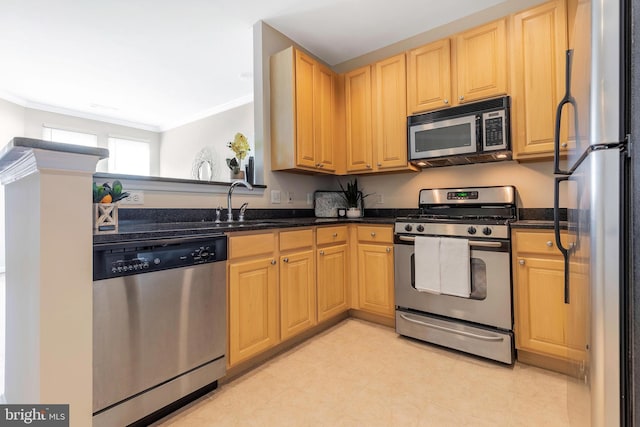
[399, 313, 505, 342]
[397, 235, 502, 248]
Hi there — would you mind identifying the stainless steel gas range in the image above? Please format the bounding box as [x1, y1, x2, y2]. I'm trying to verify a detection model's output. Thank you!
[394, 185, 516, 364]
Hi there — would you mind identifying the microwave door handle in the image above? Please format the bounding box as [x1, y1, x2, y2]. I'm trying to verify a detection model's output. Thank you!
[476, 114, 482, 152]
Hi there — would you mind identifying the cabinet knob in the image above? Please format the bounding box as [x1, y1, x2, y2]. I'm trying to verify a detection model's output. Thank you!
[377, 162, 382, 167]
[443, 99, 449, 104]
[386, 247, 391, 253]
[459, 95, 465, 101]
[561, 143, 568, 149]
[366, 164, 372, 169]
[332, 233, 338, 237]
[271, 260, 277, 265]
[371, 232, 376, 237]
[519, 259, 525, 265]
[319, 164, 324, 168]
[283, 257, 289, 263]
[319, 250, 325, 255]
[316, 163, 321, 167]
[546, 241, 553, 247]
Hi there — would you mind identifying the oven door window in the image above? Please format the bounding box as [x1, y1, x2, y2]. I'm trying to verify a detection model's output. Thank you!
[410, 115, 477, 159]
[410, 253, 487, 300]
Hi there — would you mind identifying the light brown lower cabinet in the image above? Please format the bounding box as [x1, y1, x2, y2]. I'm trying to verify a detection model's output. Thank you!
[317, 243, 349, 322]
[228, 255, 279, 367]
[356, 225, 395, 317]
[316, 226, 350, 322]
[512, 229, 587, 366]
[279, 229, 317, 341]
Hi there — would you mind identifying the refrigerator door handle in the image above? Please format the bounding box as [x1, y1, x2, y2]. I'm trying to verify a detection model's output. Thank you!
[553, 176, 571, 304]
[554, 49, 580, 175]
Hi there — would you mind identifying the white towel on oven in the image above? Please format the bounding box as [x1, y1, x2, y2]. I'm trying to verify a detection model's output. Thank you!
[414, 236, 441, 294]
[439, 237, 471, 298]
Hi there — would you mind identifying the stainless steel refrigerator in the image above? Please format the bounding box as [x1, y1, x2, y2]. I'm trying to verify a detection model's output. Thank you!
[553, 0, 630, 426]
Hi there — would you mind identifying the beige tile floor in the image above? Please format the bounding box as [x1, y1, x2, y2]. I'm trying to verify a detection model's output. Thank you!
[155, 319, 571, 427]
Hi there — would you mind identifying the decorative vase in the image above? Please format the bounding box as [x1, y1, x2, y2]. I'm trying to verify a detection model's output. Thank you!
[346, 207, 361, 218]
[94, 203, 118, 234]
[230, 170, 245, 181]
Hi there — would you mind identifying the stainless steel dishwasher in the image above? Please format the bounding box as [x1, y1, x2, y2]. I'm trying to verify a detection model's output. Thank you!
[92, 234, 227, 427]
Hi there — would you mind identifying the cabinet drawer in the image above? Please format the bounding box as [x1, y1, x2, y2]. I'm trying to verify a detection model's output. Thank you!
[229, 232, 276, 259]
[317, 226, 348, 245]
[513, 230, 568, 256]
[357, 225, 393, 243]
[280, 228, 314, 251]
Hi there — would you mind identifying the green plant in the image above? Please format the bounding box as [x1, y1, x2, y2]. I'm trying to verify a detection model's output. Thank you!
[338, 178, 371, 208]
[93, 180, 130, 203]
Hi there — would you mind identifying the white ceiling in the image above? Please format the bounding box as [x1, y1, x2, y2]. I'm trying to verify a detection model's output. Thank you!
[0, 0, 510, 132]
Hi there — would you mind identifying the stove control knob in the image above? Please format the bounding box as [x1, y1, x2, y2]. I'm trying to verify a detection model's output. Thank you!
[467, 226, 477, 235]
[483, 227, 492, 236]
[416, 224, 424, 232]
[404, 224, 413, 232]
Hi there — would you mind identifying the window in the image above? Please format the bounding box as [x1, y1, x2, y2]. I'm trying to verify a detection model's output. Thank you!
[107, 137, 150, 176]
[42, 126, 98, 147]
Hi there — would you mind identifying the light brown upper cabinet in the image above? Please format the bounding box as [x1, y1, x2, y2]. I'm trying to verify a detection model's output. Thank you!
[345, 53, 416, 173]
[407, 39, 452, 114]
[270, 47, 340, 173]
[406, 18, 507, 115]
[344, 65, 373, 172]
[511, 0, 570, 160]
[455, 18, 508, 104]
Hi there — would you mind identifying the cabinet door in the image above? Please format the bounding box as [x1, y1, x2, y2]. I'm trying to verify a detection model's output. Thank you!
[315, 64, 336, 171]
[228, 257, 278, 366]
[512, 0, 569, 159]
[514, 256, 585, 361]
[295, 50, 317, 169]
[455, 19, 508, 103]
[357, 243, 394, 317]
[373, 53, 409, 170]
[407, 39, 452, 113]
[317, 244, 349, 322]
[280, 250, 317, 340]
[345, 66, 373, 172]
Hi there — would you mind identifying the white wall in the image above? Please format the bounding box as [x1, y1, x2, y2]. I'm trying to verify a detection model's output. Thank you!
[358, 160, 556, 209]
[23, 108, 161, 176]
[0, 98, 26, 272]
[160, 102, 254, 181]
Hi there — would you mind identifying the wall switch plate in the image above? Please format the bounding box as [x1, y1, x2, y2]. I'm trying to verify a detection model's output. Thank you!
[120, 190, 144, 205]
[375, 194, 384, 204]
[271, 190, 281, 204]
[306, 193, 313, 205]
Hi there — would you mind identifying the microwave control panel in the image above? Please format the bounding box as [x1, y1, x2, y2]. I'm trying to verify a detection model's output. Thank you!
[482, 110, 507, 150]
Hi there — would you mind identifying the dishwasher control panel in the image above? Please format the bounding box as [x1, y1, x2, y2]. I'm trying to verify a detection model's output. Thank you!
[93, 234, 227, 280]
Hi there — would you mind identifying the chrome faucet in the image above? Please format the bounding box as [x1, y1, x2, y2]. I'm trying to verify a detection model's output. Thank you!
[227, 180, 254, 222]
[238, 202, 249, 222]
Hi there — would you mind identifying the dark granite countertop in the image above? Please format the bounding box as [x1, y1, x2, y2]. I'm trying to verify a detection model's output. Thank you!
[511, 220, 567, 230]
[93, 216, 396, 244]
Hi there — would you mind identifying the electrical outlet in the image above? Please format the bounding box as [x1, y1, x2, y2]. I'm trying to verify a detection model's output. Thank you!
[120, 190, 144, 205]
[306, 193, 313, 205]
[271, 190, 281, 204]
[286, 192, 294, 204]
[375, 194, 384, 204]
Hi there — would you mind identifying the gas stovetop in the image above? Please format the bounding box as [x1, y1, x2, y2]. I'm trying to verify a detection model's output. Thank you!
[394, 186, 517, 239]
[395, 214, 514, 225]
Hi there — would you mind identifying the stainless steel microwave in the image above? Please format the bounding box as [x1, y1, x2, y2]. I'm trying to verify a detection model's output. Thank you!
[408, 96, 511, 166]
